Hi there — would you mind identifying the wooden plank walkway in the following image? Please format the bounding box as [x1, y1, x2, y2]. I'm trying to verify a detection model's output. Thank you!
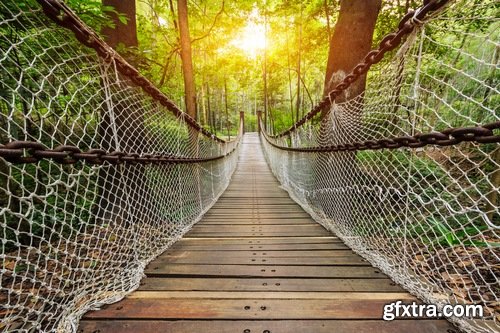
[78, 133, 456, 333]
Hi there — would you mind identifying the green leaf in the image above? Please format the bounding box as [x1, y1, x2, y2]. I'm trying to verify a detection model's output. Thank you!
[118, 15, 129, 25]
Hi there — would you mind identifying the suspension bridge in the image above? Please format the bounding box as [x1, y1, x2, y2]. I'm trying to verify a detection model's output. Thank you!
[78, 132, 455, 332]
[0, 1, 498, 333]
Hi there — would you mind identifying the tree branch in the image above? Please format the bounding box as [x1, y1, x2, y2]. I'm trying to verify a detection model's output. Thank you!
[191, 0, 225, 44]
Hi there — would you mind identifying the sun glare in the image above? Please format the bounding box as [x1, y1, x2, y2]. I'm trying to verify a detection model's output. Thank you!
[232, 9, 267, 58]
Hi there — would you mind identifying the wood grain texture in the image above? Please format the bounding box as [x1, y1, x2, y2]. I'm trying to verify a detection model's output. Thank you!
[145, 264, 383, 278]
[78, 320, 455, 333]
[159, 249, 356, 258]
[137, 277, 405, 292]
[85, 298, 407, 319]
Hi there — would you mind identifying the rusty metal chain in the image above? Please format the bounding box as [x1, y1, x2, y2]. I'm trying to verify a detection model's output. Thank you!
[0, 141, 236, 165]
[35, 0, 226, 144]
[272, 0, 451, 139]
[262, 121, 500, 153]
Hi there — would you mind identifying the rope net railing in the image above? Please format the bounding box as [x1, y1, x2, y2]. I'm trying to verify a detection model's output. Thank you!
[261, 1, 499, 332]
[0, 1, 241, 331]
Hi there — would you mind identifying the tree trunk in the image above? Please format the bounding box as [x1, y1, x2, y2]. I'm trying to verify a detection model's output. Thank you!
[224, 77, 230, 140]
[101, 0, 140, 151]
[102, 0, 138, 50]
[206, 82, 215, 133]
[177, 0, 199, 213]
[158, 0, 180, 87]
[177, 0, 197, 120]
[168, 0, 180, 34]
[200, 77, 207, 125]
[315, 0, 381, 222]
[296, 7, 302, 123]
[286, 22, 294, 123]
[99, 0, 147, 231]
[263, 9, 268, 131]
[324, 0, 332, 41]
[178, 0, 202, 210]
[323, 0, 381, 99]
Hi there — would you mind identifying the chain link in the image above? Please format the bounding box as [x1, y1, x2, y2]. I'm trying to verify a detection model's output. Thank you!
[262, 121, 500, 153]
[0, 141, 235, 165]
[272, 0, 451, 138]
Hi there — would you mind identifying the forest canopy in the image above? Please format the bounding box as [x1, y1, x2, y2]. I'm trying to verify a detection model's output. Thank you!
[70, 0, 419, 136]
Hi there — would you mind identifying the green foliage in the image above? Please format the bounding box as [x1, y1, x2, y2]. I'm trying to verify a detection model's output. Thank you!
[407, 217, 499, 248]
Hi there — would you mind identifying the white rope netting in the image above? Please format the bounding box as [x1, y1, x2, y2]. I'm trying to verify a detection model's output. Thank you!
[0, 1, 240, 332]
[262, 1, 498, 332]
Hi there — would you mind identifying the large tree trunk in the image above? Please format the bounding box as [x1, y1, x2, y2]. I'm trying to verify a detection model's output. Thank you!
[295, 8, 302, 123]
[177, 0, 202, 208]
[102, 0, 138, 49]
[323, 0, 380, 100]
[224, 77, 230, 140]
[286, 24, 295, 123]
[101, 0, 140, 151]
[206, 82, 215, 133]
[177, 0, 197, 120]
[99, 0, 146, 230]
[315, 0, 381, 222]
[263, 9, 268, 131]
[200, 77, 207, 125]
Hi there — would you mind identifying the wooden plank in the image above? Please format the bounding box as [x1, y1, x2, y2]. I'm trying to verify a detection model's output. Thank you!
[204, 207, 306, 211]
[169, 243, 350, 251]
[126, 291, 414, 299]
[187, 228, 327, 233]
[79, 320, 456, 333]
[154, 255, 368, 266]
[228, 180, 277, 182]
[204, 211, 307, 215]
[176, 237, 339, 244]
[215, 200, 296, 204]
[218, 191, 289, 199]
[194, 217, 311, 223]
[202, 208, 306, 210]
[225, 189, 284, 191]
[188, 229, 330, 236]
[190, 225, 326, 232]
[198, 217, 314, 221]
[203, 210, 308, 213]
[200, 214, 308, 217]
[83, 299, 408, 319]
[226, 183, 280, 186]
[211, 205, 298, 208]
[199, 219, 317, 225]
[186, 224, 331, 233]
[145, 264, 384, 278]
[207, 207, 301, 210]
[209, 207, 302, 211]
[187, 230, 331, 237]
[213, 203, 299, 206]
[161, 250, 355, 258]
[224, 190, 285, 192]
[138, 277, 404, 292]
[202, 213, 311, 218]
[204, 212, 307, 215]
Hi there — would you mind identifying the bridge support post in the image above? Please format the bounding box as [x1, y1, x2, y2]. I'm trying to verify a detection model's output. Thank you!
[256, 110, 263, 133]
[240, 111, 245, 134]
